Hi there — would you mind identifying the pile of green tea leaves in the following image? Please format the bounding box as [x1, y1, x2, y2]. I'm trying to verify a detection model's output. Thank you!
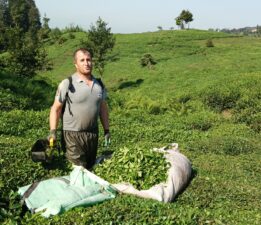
[94, 145, 170, 190]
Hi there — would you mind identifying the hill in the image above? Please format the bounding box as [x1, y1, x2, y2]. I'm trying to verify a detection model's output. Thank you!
[0, 29, 260, 224]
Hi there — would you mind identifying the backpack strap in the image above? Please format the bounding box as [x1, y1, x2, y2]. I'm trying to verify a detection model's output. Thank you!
[61, 76, 73, 116]
[96, 78, 105, 91]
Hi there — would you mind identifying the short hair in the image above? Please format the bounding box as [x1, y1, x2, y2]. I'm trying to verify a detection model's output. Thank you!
[73, 48, 92, 62]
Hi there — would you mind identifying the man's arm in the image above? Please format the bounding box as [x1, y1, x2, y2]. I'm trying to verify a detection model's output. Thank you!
[99, 100, 110, 132]
[49, 100, 63, 139]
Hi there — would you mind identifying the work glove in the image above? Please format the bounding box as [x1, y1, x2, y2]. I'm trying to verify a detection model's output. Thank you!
[47, 129, 57, 144]
[104, 129, 111, 147]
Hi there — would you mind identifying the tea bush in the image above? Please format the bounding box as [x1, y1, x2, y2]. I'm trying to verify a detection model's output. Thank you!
[182, 110, 219, 131]
[206, 39, 214, 47]
[0, 110, 49, 137]
[233, 91, 261, 132]
[0, 72, 54, 111]
[202, 83, 241, 112]
[124, 95, 168, 115]
[0, 87, 30, 111]
[186, 123, 257, 155]
[140, 53, 157, 69]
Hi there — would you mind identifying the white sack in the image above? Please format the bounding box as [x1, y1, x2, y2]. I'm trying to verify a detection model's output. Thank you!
[113, 143, 192, 202]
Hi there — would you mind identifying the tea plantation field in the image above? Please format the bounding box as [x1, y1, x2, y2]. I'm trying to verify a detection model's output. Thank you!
[0, 29, 261, 224]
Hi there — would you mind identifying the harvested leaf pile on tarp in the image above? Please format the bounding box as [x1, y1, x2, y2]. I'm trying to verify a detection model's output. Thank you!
[18, 143, 192, 217]
[94, 145, 170, 189]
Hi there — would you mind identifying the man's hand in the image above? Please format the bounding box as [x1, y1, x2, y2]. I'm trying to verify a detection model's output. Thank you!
[48, 129, 57, 143]
[104, 129, 110, 146]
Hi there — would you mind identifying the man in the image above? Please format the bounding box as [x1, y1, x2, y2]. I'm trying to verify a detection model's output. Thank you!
[49, 48, 110, 169]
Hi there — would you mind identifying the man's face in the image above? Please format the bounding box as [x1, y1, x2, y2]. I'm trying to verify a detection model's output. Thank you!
[74, 51, 92, 75]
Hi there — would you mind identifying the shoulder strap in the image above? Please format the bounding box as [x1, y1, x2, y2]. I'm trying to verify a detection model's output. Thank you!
[61, 76, 73, 116]
[96, 78, 105, 90]
[68, 76, 73, 91]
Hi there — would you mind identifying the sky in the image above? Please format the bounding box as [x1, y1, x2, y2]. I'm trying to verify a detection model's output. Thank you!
[34, 0, 261, 34]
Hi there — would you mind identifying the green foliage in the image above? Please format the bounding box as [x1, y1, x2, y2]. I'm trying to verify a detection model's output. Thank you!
[202, 83, 241, 112]
[0, 30, 260, 224]
[0, 109, 49, 136]
[82, 17, 115, 76]
[233, 83, 261, 132]
[8, 41, 48, 77]
[94, 146, 169, 189]
[175, 17, 184, 30]
[206, 39, 214, 47]
[0, 0, 48, 77]
[182, 110, 218, 131]
[140, 53, 157, 69]
[57, 36, 68, 45]
[187, 123, 257, 155]
[63, 24, 84, 33]
[49, 27, 62, 41]
[8, 0, 41, 34]
[176, 10, 193, 29]
[0, 72, 55, 110]
[68, 32, 75, 39]
[38, 14, 51, 40]
[0, 86, 30, 110]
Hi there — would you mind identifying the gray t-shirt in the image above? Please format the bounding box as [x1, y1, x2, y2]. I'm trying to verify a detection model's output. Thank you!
[55, 73, 107, 132]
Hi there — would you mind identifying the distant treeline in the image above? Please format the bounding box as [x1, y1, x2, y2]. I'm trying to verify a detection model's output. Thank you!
[209, 25, 261, 36]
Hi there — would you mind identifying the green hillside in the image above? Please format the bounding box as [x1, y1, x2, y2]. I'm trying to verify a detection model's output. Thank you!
[0, 29, 260, 224]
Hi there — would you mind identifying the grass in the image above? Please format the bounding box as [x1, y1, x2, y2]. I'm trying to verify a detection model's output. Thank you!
[0, 29, 260, 224]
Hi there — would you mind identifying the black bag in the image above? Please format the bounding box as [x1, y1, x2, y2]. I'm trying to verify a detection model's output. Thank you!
[31, 139, 54, 163]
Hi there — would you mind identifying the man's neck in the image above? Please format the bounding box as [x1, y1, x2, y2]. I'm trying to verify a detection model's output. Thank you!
[77, 73, 92, 81]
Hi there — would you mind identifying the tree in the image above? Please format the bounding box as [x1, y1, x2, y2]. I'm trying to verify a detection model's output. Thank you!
[83, 17, 115, 76]
[176, 10, 193, 29]
[27, 0, 41, 35]
[175, 17, 184, 30]
[0, 0, 48, 77]
[8, 0, 41, 32]
[5, 26, 48, 77]
[38, 14, 51, 40]
[0, 0, 10, 51]
[157, 26, 163, 31]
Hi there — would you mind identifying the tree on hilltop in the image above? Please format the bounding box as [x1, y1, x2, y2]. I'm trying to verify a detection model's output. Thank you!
[82, 17, 115, 77]
[175, 10, 193, 29]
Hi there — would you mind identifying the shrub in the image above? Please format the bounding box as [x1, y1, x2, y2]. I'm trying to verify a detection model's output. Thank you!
[0, 110, 49, 137]
[0, 88, 30, 111]
[125, 96, 168, 115]
[206, 39, 214, 47]
[183, 111, 218, 131]
[202, 84, 241, 112]
[57, 36, 67, 45]
[68, 32, 75, 39]
[186, 123, 256, 155]
[235, 110, 261, 132]
[187, 135, 255, 155]
[49, 28, 62, 41]
[140, 53, 157, 69]
[233, 92, 261, 132]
